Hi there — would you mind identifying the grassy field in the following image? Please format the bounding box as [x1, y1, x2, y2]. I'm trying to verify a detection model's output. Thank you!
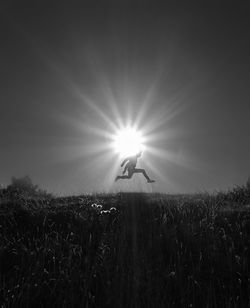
[0, 187, 250, 307]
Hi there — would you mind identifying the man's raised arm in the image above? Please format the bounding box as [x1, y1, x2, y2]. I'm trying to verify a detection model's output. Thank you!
[121, 157, 129, 167]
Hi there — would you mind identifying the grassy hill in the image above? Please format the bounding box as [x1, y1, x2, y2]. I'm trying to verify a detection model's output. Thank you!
[0, 187, 250, 307]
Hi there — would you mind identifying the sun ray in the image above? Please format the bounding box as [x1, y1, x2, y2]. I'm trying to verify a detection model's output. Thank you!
[76, 91, 118, 132]
[134, 82, 159, 128]
[140, 104, 171, 135]
[50, 143, 111, 165]
[57, 112, 114, 140]
[98, 76, 124, 128]
[142, 155, 166, 182]
[146, 145, 204, 175]
[145, 127, 184, 144]
[101, 155, 121, 192]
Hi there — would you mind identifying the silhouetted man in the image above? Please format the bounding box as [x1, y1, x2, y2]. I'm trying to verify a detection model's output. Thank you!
[115, 151, 155, 183]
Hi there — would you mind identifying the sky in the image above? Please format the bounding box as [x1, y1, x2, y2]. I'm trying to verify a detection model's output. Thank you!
[1, 1, 250, 195]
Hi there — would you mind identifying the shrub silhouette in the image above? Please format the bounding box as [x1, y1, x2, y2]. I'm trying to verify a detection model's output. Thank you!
[6, 175, 51, 199]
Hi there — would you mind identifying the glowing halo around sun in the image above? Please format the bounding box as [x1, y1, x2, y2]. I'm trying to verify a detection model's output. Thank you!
[112, 127, 145, 157]
[56, 65, 194, 193]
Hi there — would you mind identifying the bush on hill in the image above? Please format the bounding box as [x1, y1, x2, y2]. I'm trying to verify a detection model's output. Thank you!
[3, 175, 53, 201]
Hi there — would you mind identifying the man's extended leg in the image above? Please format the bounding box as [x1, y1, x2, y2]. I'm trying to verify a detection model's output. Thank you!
[134, 168, 155, 183]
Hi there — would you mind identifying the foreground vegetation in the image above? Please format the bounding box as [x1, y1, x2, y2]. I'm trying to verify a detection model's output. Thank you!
[0, 182, 250, 307]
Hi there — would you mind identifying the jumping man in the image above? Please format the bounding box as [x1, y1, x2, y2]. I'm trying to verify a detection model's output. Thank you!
[115, 151, 155, 183]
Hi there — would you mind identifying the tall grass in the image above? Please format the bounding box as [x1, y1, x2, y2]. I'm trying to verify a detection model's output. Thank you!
[0, 186, 250, 307]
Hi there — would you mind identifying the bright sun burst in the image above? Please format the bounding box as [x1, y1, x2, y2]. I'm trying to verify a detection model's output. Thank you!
[112, 127, 145, 157]
[60, 69, 189, 192]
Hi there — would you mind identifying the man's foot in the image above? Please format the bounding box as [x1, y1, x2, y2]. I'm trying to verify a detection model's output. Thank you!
[147, 179, 155, 183]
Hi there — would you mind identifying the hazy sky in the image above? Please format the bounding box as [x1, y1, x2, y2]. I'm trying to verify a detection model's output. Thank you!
[1, 1, 250, 195]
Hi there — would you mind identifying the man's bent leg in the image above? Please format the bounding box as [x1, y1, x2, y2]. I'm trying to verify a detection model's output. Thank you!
[117, 175, 130, 180]
[115, 172, 133, 181]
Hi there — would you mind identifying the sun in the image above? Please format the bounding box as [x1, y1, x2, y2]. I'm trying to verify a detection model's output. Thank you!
[112, 127, 145, 157]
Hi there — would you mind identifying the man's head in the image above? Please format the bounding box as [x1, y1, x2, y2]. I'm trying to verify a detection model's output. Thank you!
[136, 151, 143, 158]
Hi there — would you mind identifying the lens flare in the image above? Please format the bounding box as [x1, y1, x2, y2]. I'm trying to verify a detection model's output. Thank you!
[112, 127, 145, 157]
